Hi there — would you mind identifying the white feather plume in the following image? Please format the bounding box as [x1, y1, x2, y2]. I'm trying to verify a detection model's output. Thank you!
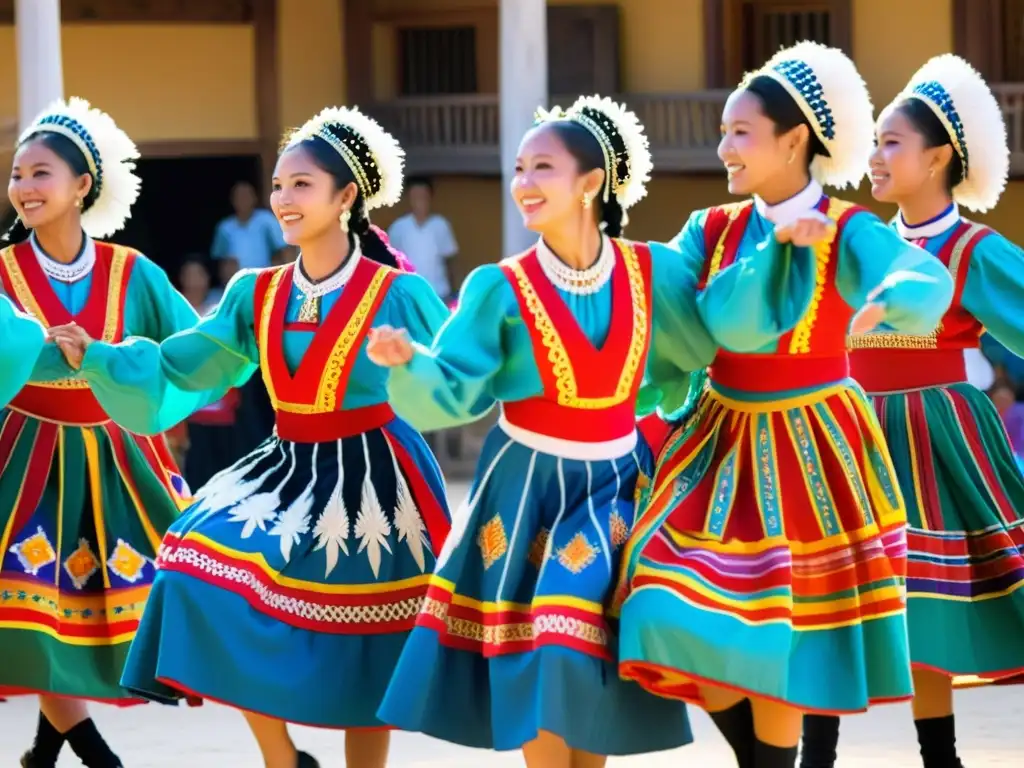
[899, 54, 1009, 213]
[20, 97, 140, 239]
[754, 42, 874, 190]
[287, 105, 405, 212]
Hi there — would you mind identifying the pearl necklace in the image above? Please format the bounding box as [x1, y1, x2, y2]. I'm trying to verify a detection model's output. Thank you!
[31, 232, 95, 283]
[536, 236, 614, 295]
[292, 244, 361, 323]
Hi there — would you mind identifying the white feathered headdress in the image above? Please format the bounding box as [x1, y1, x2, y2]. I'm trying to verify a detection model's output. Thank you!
[897, 54, 1009, 212]
[745, 41, 874, 190]
[19, 97, 140, 238]
[535, 95, 653, 210]
[286, 105, 405, 212]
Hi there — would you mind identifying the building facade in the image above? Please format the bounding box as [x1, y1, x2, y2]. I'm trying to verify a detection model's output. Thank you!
[2, 0, 1023, 276]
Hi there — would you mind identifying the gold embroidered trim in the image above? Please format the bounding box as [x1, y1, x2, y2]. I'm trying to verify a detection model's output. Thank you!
[706, 202, 751, 281]
[260, 264, 392, 414]
[257, 267, 285, 407]
[847, 221, 984, 351]
[1, 244, 129, 390]
[508, 238, 648, 409]
[788, 198, 852, 354]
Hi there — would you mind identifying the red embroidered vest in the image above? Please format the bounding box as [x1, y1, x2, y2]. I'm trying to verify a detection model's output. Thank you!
[252, 256, 397, 443]
[1, 240, 136, 425]
[849, 220, 990, 392]
[498, 239, 653, 444]
[699, 197, 866, 393]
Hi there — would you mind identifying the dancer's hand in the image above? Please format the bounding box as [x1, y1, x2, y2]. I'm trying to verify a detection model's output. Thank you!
[48, 322, 93, 369]
[775, 210, 835, 247]
[367, 325, 414, 367]
[849, 302, 887, 335]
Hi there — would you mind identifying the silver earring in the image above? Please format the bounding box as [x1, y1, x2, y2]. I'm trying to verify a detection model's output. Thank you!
[340, 209, 351, 232]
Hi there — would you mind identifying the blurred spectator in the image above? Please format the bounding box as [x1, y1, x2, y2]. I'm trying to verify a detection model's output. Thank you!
[211, 181, 292, 285]
[387, 177, 459, 302]
[990, 380, 1024, 457]
[170, 258, 246, 490]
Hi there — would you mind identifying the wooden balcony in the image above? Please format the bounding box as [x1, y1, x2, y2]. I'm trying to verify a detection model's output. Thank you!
[992, 83, 1024, 174]
[365, 91, 731, 176]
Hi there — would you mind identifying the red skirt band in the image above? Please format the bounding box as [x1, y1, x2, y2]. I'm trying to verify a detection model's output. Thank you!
[274, 403, 395, 443]
[850, 348, 968, 393]
[8, 384, 111, 426]
[501, 398, 636, 443]
[709, 352, 850, 394]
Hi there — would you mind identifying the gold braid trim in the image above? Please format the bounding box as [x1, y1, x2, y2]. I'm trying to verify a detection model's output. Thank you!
[788, 198, 854, 355]
[508, 240, 648, 409]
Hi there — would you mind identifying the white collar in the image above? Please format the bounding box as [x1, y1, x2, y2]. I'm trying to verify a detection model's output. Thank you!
[293, 241, 362, 299]
[754, 180, 825, 225]
[536, 234, 615, 295]
[30, 231, 95, 283]
[895, 203, 960, 240]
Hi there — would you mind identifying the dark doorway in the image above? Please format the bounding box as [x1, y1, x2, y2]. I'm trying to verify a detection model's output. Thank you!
[111, 153, 262, 287]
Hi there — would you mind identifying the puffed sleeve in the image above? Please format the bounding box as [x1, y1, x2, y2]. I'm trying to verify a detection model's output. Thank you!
[836, 211, 953, 333]
[78, 269, 260, 435]
[0, 294, 46, 407]
[387, 272, 452, 346]
[639, 240, 718, 418]
[959, 231, 1024, 356]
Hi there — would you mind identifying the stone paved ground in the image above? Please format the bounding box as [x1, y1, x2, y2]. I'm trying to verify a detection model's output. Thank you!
[2, 481, 1021, 766]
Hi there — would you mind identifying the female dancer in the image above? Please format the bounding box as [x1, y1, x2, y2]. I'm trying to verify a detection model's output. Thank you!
[0, 296, 47, 406]
[801, 54, 1024, 768]
[371, 96, 709, 767]
[0, 97, 196, 768]
[54, 106, 451, 768]
[614, 42, 956, 768]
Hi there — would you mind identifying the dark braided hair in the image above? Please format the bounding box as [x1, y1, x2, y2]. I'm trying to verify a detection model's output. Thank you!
[543, 118, 630, 238]
[286, 129, 398, 269]
[1, 131, 98, 243]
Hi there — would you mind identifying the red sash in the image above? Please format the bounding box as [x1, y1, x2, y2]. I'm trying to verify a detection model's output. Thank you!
[1, 241, 136, 425]
[499, 239, 653, 443]
[253, 257, 398, 443]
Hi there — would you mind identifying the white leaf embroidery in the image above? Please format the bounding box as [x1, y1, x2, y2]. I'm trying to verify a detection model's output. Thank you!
[312, 440, 349, 576]
[354, 434, 392, 578]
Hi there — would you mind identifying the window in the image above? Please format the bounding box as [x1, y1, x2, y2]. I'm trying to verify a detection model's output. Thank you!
[705, 0, 852, 87]
[398, 26, 478, 96]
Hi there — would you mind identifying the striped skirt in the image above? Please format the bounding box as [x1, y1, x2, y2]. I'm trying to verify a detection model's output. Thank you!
[617, 380, 914, 713]
[873, 383, 1024, 684]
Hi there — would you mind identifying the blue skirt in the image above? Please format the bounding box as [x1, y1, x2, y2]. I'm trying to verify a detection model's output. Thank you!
[120, 417, 450, 728]
[377, 426, 692, 754]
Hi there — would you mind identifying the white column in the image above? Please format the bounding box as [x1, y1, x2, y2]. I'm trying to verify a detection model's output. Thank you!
[500, 0, 547, 257]
[15, 0, 64, 132]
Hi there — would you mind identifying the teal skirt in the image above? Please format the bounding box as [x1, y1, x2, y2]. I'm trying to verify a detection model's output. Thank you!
[874, 383, 1024, 682]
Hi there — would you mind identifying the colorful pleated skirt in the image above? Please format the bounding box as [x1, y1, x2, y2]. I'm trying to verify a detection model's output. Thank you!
[617, 379, 914, 713]
[0, 409, 188, 702]
[872, 382, 1024, 683]
[120, 416, 450, 728]
[377, 425, 692, 754]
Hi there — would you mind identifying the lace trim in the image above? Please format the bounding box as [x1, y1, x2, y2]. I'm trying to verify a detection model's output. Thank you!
[293, 241, 362, 299]
[535, 235, 614, 295]
[31, 232, 95, 283]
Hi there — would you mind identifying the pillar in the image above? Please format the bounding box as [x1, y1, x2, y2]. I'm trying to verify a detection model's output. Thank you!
[15, 0, 64, 132]
[500, 0, 547, 256]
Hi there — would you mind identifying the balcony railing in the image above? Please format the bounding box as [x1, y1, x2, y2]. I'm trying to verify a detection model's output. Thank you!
[366, 91, 731, 175]
[993, 83, 1024, 174]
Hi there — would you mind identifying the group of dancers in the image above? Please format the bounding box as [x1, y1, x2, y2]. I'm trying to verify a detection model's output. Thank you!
[1, 38, 1022, 768]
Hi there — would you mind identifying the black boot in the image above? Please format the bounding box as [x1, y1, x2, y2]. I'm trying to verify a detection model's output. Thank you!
[800, 714, 841, 768]
[297, 752, 320, 768]
[709, 699, 756, 768]
[64, 718, 123, 768]
[915, 715, 964, 768]
[21, 711, 66, 768]
[754, 739, 799, 767]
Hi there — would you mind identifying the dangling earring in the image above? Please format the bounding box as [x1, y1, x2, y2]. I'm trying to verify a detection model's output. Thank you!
[339, 208, 351, 232]
[74, 198, 82, 208]
[582, 193, 593, 209]
[928, 167, 936, 178]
